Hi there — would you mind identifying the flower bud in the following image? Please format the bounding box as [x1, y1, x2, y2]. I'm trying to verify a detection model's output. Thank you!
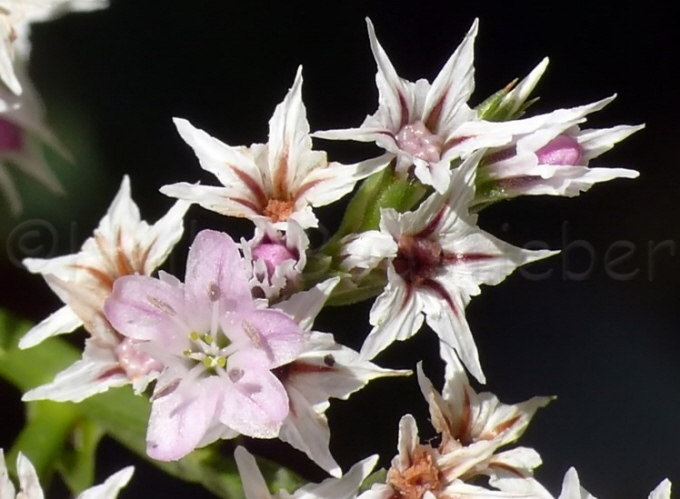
[535, 134, 582, 166]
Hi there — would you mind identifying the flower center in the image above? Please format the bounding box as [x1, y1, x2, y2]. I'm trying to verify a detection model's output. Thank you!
[393, 235, 443, 286]
[183, 330, 232, 371]
[395, 121, 444, 163]
[0, 118, 23, 152]
[387, 447, 442, 499]
[263, 198, 295, 223]
[535, 134, 583, 166]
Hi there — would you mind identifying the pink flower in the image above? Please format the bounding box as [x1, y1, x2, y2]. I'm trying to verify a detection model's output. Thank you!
[104, 230, 308, 461]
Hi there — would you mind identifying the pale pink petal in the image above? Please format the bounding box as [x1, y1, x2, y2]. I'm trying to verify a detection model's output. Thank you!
[146, 379, 221, 461]
[218, 366, 289, 438]
[184, 229, 252, 313]
[105, 275, 186, 344]
[237, 308, 307, 368]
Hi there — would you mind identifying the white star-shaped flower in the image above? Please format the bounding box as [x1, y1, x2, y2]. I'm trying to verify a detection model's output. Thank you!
[357, 414, 527, 499]
[0, 0, 108, 95]
[0, 449, 133, 499]
[162, 66, 390, 230]
[21, 176, 188, 403]
[273, 278, 410, 477]
[314, 18, 551, 194]
[417, 359, 552, 482]
[343, 151, 556, 382]
[235, 446, 378, 499]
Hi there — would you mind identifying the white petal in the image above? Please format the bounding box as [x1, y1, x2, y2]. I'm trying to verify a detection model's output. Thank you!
[648, 479, 672, 499]
[234, 446, 272, 499]
[0, 449, 16, 498]
[274, 278, 339, 332]
[16, 452, 44, 499]
[300, 154, 392, 209]
[76, 466, 134, 499]
[22, 341, 129, 403]
[278, 385, 340, 478]
[365, 18, 408, 132]
[423, 19, 478, 134]
[341, 231, 397, 271]
[361, 268, 424, 360]
[139, 199, 189, 272]
[578, 124, 644, 162]
[558, 468, 597, 499]
[19, 305, 82, 349]
[172, 117, 265, 201]
[297, 455, 379, 499]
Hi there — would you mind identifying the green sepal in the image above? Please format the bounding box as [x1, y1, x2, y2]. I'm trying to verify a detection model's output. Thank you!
[320, 166, 425, 259]
[475, 83, 514, 121]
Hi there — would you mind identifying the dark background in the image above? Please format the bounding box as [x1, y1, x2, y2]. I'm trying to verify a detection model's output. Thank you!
[1, 1, 679, 497]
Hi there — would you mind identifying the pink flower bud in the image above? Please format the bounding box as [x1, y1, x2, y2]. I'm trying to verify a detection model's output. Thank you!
[535, 134, 583, 166]
[252, 241, 297, 276]
[0, 118, 23, 152]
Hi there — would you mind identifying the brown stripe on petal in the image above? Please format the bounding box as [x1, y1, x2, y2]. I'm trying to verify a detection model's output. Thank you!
[442, 135, 472, 154]
[488, 461, 526, 478]
[96, 366, 125, 380]
[272, 360, 335, 383]
[424, 94, 446, 133]
[229, 196, 263, 215]
[443, 252, 496, 264]
[293, 178, 323, 202]
[73, 264, 114, 290]
[456, 388, 472, 444]
[398, 91, 410, 129]
[230, 166, 268, 208]
[151, 378, 181, 400]
[115, 230, 136, 276]
[273, 145, 290, 200]
[421, 279, 459, 318]
[415, 206, 447, 239]
[483, 414, 521, 440]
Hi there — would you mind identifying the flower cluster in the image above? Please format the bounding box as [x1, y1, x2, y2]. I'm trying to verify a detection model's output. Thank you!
[12, 10, 671, 499]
